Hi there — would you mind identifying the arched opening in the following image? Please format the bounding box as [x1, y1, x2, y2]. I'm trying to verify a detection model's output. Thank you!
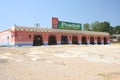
[72, 36, 78, 44]
[48, 35, 57, 45]
[104, 37, 107, 45]
[33, 35, 43, 46]
[61, 36, 68, 44]
[82, 36, 87, 44]
[90, 36, 94, 45]
[97, 37, 101, 45]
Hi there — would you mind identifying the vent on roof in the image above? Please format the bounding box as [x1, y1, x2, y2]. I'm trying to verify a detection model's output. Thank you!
[35, 23, 40, 28]
[14, 24, 17, 27]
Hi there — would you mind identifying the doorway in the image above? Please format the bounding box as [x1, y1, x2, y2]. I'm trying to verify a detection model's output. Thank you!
[97, 37, 101, 45]
[33, 35, 43, 46]
[72, 36, 78, 44]
[90, 36, 94, 44]
[61, 36, 68, 44]
[48, 35, 57, 45]
[104, 37, 107, 45]
[82, 36, 87, 44]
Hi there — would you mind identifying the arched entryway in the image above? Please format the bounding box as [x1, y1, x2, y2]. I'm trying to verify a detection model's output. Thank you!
[97, 37, 101, 45]
[72, 36, 78, 44]
[82, 36, 87, 44]
[104, 37, 107, 45]
[33, 35, 43, 46]
[48, 35, 57, 45]
[61, 36, 68, 44]
[90, 36, 94, 45]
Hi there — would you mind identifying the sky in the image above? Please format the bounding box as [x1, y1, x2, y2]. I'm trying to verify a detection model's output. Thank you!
[0, 0, 120, 31]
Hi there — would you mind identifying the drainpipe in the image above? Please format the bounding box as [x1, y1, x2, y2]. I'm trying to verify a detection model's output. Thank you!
[7, 36, 9, 46]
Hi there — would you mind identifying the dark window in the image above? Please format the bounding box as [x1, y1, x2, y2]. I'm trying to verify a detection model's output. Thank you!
[28, 35, 31, 39]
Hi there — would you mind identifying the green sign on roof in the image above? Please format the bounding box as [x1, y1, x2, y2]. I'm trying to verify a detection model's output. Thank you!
[58, 21, 82, 30]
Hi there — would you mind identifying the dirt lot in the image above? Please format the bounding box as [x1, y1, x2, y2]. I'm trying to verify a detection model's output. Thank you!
[0, 44, 120, 80]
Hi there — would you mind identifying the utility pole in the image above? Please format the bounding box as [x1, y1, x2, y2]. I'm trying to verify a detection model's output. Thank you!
[35, 23, 40, 28]
[117, 32, 119, 40]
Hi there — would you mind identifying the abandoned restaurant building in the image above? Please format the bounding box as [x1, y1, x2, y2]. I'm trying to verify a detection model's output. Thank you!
[0, 18, 110, 46]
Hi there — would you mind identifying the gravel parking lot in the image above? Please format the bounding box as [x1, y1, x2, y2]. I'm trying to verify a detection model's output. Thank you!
[0, 44, 120, 80]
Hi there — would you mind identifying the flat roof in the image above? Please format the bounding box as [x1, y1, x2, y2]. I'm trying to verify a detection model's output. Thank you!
[10, 26, 109, 36]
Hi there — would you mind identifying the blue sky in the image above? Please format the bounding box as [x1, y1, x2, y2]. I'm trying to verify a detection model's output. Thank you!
[0, 0, 120, 31]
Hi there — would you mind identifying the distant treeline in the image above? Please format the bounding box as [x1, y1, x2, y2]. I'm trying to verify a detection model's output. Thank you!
[83, 21, 120, 35]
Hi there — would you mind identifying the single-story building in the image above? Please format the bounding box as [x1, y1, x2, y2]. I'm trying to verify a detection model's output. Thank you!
[0, 25, 110, 46]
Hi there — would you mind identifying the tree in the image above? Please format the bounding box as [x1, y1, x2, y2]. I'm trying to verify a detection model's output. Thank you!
[90, 21, 113, 34]
[115, 25, 120, 34]
[83, 23, 90, 31]
[100, 21, 111, 32]
[84, 21, 119, 35]
[109, 26, 115, 35]
[91, 21, 101, 31]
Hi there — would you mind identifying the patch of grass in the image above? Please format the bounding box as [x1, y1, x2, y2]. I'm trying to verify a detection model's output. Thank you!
[0, 59, 8, 63]
[98, 73, 106, 77]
